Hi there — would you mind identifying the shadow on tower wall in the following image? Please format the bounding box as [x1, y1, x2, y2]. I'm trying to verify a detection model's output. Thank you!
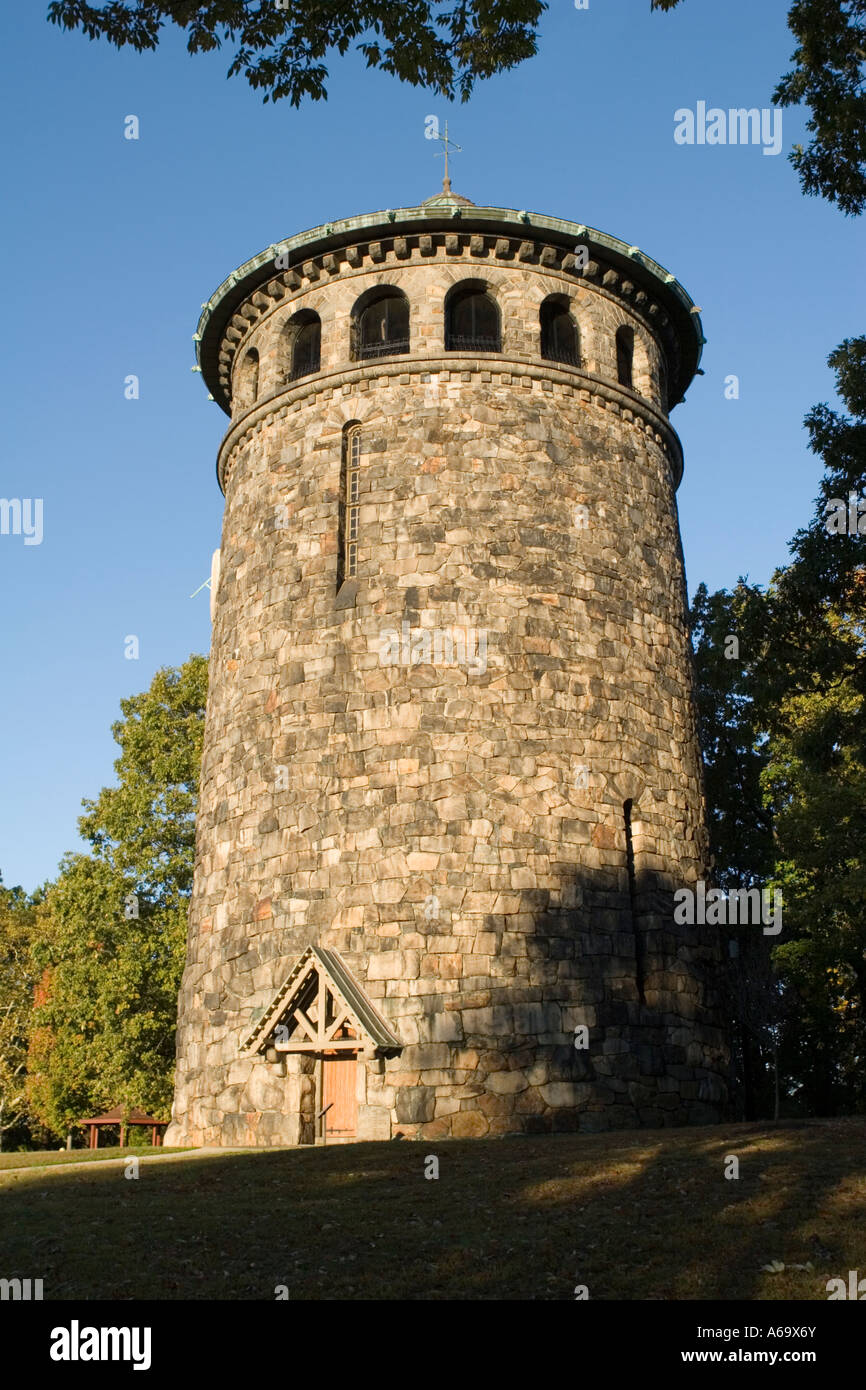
[399, 860, 730, 1139]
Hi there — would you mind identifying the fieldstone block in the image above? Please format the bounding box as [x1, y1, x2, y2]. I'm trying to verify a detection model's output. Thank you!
[403, 1043, 451, 1070]
[486, 1070, 528, 1095]
[418, 1011, 463, 1043]
[357, 1106, 391, 1140]
[395, 1086, 436, 1124]
[540, 1082, 592, 1108]
[451, 1110, 489, 1137]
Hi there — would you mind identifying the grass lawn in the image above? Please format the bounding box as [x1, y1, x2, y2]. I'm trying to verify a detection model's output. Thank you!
[0, 1148, 191, 1171]
[0, 1117, 863, 1300]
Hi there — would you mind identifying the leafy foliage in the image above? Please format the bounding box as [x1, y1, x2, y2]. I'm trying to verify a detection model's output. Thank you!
[689, 581, 781, 1119]
[760, 333, 866, 1106]
[774, 0, 866, 216]
[692, 342, 866, 1116]
[47, 0, 546, 105]
[26, 658, 207, 1139]
[654, 0, 866, 215]
[78, 659, 207, 911]
[778, 337, 866, 622]
[765, 639, 866, 1112]
[689, 580, 774, 890]
[48, 2, 866, 210]
[0, 881, 40, 1149]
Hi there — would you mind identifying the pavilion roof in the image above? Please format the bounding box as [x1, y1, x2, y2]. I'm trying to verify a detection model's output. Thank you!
[79, 1106, 167, 1125]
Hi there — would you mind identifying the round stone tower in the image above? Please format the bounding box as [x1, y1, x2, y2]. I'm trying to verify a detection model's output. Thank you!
[165, 187, 727, 1147]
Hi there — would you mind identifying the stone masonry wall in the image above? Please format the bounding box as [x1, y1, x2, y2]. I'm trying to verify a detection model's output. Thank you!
[165, 227, 727, 1147]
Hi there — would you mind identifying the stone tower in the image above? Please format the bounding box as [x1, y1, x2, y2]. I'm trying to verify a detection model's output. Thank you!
[164, 187, 727, 1148]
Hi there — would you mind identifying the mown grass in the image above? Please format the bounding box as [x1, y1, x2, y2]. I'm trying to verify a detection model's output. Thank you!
[0, 1148, 191, 1171]
[0, 1118, 863, 1300]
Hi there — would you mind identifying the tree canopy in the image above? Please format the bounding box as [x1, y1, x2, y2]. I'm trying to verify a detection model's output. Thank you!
[26, 657, 207, 1138]
[654, 0, 866, 215]
[0, 880, 40, 1149]
[47, 0, 546, 105]
[693, 339, 866, 1116]
[48, 2, 866, 212]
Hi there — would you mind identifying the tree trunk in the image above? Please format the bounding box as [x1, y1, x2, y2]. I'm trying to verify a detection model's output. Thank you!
[741, 1025, 758, 1120]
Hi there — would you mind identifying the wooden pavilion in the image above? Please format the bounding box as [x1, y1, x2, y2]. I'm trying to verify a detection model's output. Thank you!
[79, 1105, 168, 1148]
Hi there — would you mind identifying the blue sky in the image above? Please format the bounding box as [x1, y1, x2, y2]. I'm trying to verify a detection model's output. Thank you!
[1, 0, 863, 893]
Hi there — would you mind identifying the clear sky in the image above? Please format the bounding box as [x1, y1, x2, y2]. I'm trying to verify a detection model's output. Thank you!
[1, 0, 863, 894]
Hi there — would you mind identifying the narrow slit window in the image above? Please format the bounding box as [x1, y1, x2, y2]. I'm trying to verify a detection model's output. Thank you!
[616, 326, 634, 389]
[624, 799, 646, 1004]
[658, 353, 668, 412]
[337, 424, 361, 589]
[237, 347, 259, 408]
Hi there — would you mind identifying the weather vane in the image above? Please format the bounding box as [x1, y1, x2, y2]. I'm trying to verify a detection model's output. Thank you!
[432, 120, 462, 194]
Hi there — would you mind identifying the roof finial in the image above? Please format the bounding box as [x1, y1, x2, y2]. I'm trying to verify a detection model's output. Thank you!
[432, 119, 462, 195]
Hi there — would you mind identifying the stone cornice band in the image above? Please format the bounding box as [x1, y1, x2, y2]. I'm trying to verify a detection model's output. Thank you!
[197, 208, 705, 416]
[217, 355, 684, 494]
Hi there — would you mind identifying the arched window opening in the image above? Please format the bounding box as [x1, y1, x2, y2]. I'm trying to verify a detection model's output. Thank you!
[336, 423, 361, 590]
[616, 326, 634, 390]
[353, 290, 409, 361]
[540, 298, 580, 367]
[445, 283, 501, 353]
[289, 311, 321, 381]
[624, 799, 646, 1005]
[237, 347, 259, 407]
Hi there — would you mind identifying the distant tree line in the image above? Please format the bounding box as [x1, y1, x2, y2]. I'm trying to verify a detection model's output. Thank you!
[692, 337, 866, 1118]
[0, 657, 206, 1149]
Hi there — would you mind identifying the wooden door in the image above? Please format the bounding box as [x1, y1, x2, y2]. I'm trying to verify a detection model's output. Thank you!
[321, 1053, 358, 1138]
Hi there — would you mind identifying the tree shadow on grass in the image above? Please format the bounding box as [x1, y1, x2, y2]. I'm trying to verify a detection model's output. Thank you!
[0, 1118, 862, 1300]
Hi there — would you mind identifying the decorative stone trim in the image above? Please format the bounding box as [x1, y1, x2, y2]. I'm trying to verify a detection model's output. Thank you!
[212, 235, 677, 411]
[217, 355, 683, 492]
[196, 209, 703, 414]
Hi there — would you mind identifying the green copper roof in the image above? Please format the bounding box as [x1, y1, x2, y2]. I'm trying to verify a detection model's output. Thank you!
[195, 196, 705, 409]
